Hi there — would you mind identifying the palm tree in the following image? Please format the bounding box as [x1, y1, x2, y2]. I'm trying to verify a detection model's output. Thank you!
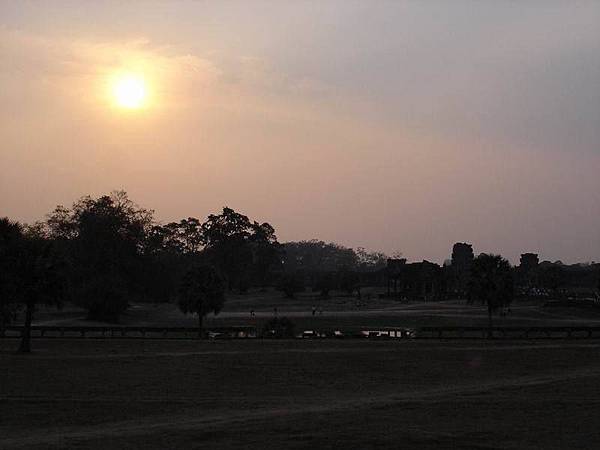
[468, 253, 514, 338]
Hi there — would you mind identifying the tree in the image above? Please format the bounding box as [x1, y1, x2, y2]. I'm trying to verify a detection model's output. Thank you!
[278, 271, 304, 299]
[201, 207, 280, 291]
[248, 222, 282, 289]
[468, 254, 514, 338]
[202, 207, 254, 291]
[0, 218, 64, 352]
[281, 240, 358, 273]
[178, 265, 225, 338]
[156, 218, 204, 255]
[356, 247, 388, 271]
[0, 218, 22, 332]
[338, 269, 361, 298]
[314, 272, 335, 298]
[538, 263, 566, 298]
[142, 219, 206, 303]
[45, 191, 153, 321]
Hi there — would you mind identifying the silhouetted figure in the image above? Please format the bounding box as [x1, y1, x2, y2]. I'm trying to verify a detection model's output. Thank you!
[250, 309, 255, 317]
[312, 306, 316, 316]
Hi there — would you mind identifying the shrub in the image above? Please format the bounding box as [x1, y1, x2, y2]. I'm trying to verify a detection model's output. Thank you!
[261, 317, 296, 338]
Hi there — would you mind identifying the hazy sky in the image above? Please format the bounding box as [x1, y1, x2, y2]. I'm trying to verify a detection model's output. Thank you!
[1, 1, 599, 263]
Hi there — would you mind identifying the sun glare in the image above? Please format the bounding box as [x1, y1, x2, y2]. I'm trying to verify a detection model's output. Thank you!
[112, 74, 147, 109]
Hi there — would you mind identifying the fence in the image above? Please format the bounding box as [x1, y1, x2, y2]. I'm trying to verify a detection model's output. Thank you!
[0, 326, 256, 339]
[3, 325, 600, 339]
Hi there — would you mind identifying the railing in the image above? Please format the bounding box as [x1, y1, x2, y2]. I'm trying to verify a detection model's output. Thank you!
[2, 325, 600, 340]
[415, 326, 600, 339]
[0, 326, 256, 339]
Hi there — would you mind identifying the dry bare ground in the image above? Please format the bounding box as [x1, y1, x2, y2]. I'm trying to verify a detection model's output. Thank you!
[2, 339, 600, 449]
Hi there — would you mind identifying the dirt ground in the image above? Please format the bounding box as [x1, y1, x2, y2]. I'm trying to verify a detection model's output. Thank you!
[2, 339, 600, 449]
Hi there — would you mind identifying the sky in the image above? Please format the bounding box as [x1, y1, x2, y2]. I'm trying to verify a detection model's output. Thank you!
[1, 1, 599, 264]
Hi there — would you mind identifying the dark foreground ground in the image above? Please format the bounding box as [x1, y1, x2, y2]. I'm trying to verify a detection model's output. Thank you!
[2, 339, 600, 449]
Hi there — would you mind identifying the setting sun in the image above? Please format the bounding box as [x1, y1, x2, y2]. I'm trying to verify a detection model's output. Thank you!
[112, 74, 147, 109]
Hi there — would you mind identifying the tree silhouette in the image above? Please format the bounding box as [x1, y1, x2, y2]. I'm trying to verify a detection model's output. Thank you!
[0, 218, 22, 332]
[178, 265, 225, 338]
[539, 264, 566, 298]
[314, 272, 335, 298]
[468, 253, 514, 337]
[356, 247, 388, 271]
[0, 218, 64, 352]
[282, 240, 358, 273]
[201, 207, 279, 291]
[338, 269, 361, 298]
[278, 271, 304, 299]
[45, 192, 152, 321]
[248, 222, 281, 290]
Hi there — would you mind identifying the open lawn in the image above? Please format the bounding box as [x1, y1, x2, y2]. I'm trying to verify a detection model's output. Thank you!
[26, 289, 600, 333]
[2, 339, 600, 449]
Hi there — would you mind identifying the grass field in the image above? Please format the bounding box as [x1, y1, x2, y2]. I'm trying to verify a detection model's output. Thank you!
[28, 289, 600, 332]
[2, 338, 600, 449]
[3, 292, 600, 449]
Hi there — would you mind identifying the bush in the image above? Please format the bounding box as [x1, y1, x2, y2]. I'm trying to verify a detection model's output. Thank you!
[261, 317, 296, 338]
[77, 275, 128, 322]
[314, 272, 335, 298]
[277, 272, 304, 298]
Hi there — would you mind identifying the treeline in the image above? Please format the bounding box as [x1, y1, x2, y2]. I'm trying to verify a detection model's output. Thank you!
[2, 192, 599, 350]
[0, 191, 390, 347]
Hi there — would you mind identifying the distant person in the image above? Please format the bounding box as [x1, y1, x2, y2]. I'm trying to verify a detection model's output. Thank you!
[312, 306, 316, 316]
[273, 307, 278, 316]
[250, 309, 255, 317]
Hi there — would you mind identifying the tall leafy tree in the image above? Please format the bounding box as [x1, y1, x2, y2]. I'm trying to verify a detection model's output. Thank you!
[282, 240, 358, 273]
[338, 269, 362, 298]
[45, 191, 153, 321]
[0, 218, 64, 352]
[356, 247, 389, 271]
[278, 271, 305, 299]
[201, 207, 253, 291]
[314, 272, 335, 298]
[178, 265, 225, 338]
[468, 253, 514, 337]
[142, 219, 206, 303]
[248, 222, 282, 289]
[0, 218, 22, 331]
[201, 207, 279, 291]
